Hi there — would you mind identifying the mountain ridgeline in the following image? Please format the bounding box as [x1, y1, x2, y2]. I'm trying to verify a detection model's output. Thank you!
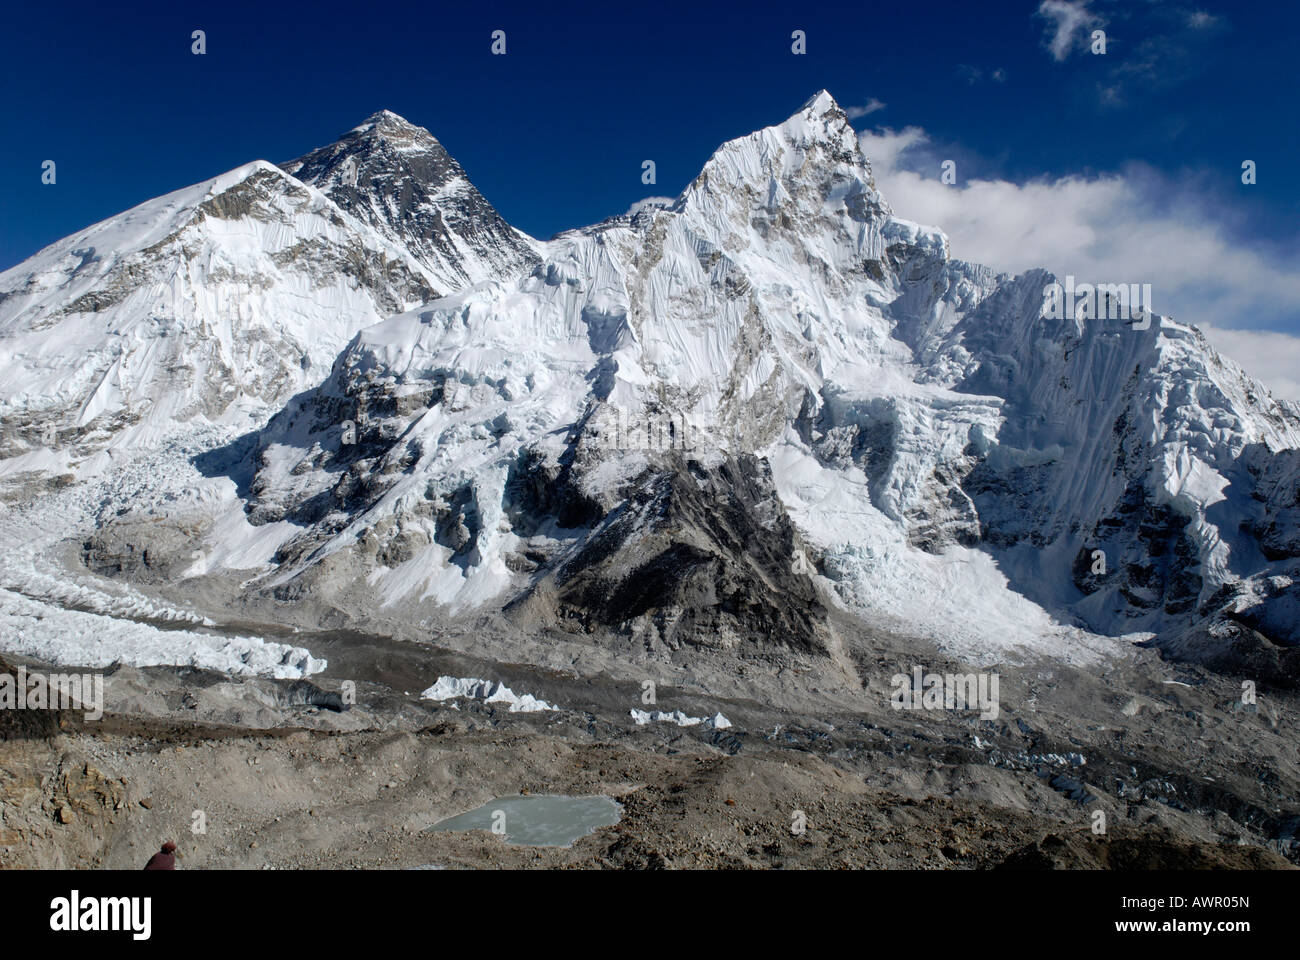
[3, 92, 1299, 683]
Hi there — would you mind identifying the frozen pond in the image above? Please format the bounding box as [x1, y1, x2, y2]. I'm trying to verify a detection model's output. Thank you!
[427, 794, 623, 847]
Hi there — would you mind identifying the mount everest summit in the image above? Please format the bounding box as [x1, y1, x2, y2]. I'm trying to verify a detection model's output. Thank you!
[1, 91, 1298, 685]
[0, 110, 538, 477]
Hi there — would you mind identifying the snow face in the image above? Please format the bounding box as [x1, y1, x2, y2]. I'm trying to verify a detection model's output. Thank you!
[0, 162, 440, 479]
[0, 113, 541, 484]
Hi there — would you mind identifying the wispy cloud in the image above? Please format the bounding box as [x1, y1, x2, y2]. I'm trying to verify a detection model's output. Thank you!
[844, 99, 887, 119]
[1036, 0, 1101, 61]
[858, 125, 1300, 401]
[955, 65, 1008, 85]
[1034, 2, 1229, 105]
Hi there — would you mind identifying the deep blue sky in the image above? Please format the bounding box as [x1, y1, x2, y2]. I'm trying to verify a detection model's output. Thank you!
[2, 0, 1296, 274]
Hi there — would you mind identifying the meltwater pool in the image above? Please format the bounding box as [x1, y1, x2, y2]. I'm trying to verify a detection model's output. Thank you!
[427, 794, 623, 847]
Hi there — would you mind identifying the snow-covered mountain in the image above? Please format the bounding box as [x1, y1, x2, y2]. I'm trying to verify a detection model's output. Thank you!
[0, 113, 538, 488]
[210, 92, 1300, 674]
[3, 92, 1299, 682]
[281, 110, 540, 292]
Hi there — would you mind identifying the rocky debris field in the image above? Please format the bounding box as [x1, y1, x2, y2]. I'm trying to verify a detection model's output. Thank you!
[2, 617, 1296, 870]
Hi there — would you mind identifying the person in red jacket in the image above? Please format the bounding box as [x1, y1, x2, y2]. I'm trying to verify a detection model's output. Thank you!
[144, 841, 176, 870]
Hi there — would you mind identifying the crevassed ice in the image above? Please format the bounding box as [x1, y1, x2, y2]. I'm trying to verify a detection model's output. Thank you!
[419, 675, 557, 712]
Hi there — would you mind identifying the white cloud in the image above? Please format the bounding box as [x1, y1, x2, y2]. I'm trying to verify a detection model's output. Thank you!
[955, 65, 1007, 85]
[1036, 0, 1100, 61]
[625, 196, 674, 217]
[844, 99, 887, 119]
[858, 126, 1300, 401]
